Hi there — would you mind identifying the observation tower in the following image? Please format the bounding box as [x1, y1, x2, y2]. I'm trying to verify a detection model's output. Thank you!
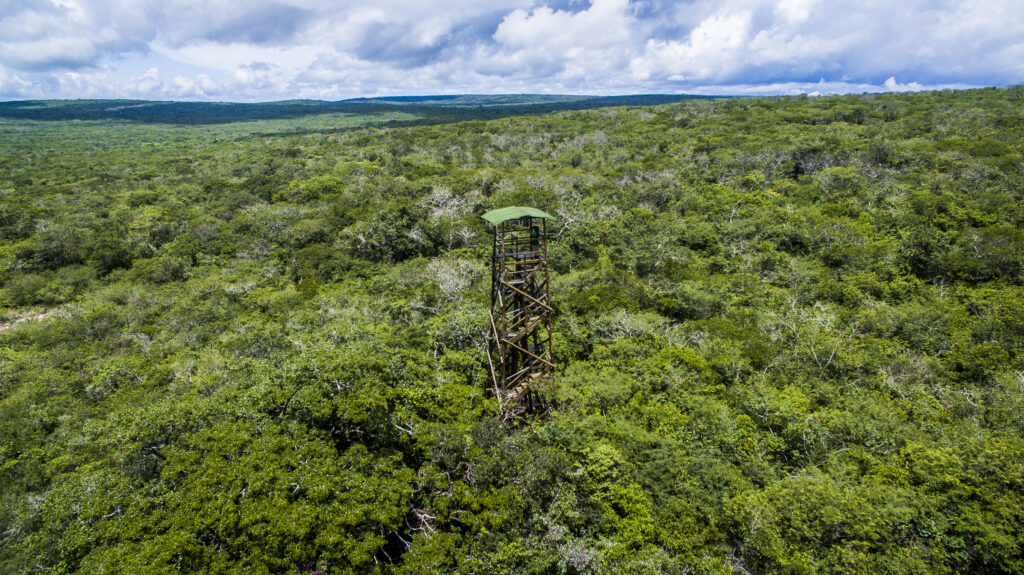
[482, 207, 555, 419]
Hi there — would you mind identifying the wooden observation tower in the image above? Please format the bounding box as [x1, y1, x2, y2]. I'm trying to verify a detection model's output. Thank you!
[482, 207, 555, 419]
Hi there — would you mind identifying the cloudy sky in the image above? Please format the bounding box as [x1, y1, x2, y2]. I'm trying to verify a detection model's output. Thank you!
[1, 0, 1022, 101]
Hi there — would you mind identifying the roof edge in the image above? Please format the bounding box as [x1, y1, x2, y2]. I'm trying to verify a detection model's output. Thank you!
[482, 206, 555, 225]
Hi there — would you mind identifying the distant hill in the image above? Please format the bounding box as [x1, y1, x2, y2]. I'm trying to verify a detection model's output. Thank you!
[0, 94, 720, 125]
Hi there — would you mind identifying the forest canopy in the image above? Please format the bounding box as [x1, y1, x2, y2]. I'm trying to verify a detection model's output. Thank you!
[1, 87, 1023, 574]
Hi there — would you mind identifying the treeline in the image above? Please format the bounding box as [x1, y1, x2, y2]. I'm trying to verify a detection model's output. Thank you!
[0, 94, 714, 126]
[0, 87, 1022, 574]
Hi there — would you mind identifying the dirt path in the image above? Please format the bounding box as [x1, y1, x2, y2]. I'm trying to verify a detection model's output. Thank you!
[0, 308, 56, 332]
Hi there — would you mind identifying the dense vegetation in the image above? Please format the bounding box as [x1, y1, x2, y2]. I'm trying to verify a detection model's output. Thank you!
[1, 87, 1022, 574]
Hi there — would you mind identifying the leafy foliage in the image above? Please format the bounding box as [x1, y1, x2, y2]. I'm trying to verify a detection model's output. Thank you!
[2, 87, 1023, 574]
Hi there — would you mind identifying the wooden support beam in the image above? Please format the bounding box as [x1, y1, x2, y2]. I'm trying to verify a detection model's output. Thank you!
[499, 280, 553, 312]
[487, 214, 555, 419]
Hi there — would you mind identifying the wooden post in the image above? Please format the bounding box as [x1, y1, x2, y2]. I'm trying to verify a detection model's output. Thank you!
[485, 211, 555, 419]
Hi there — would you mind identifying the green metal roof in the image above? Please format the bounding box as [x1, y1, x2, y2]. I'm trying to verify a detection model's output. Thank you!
[481, 206, 555, 226]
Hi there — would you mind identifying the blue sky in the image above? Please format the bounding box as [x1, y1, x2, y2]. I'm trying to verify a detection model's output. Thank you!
[0, 0, 1021, 101]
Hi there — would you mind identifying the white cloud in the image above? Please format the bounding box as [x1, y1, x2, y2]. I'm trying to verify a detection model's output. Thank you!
[631, 9, 753, 81]
[0, 0, 153, 71]
[152, 41, 320, 74]
[883, 76, 924, 92]
[0, 0, 1021, 101]
[683, 77, 975, 97]
[494, 0, 633, 49]
[775, 0, 816, 24]
[488, 0, 638, 84]
[137, 68, 163, 94]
